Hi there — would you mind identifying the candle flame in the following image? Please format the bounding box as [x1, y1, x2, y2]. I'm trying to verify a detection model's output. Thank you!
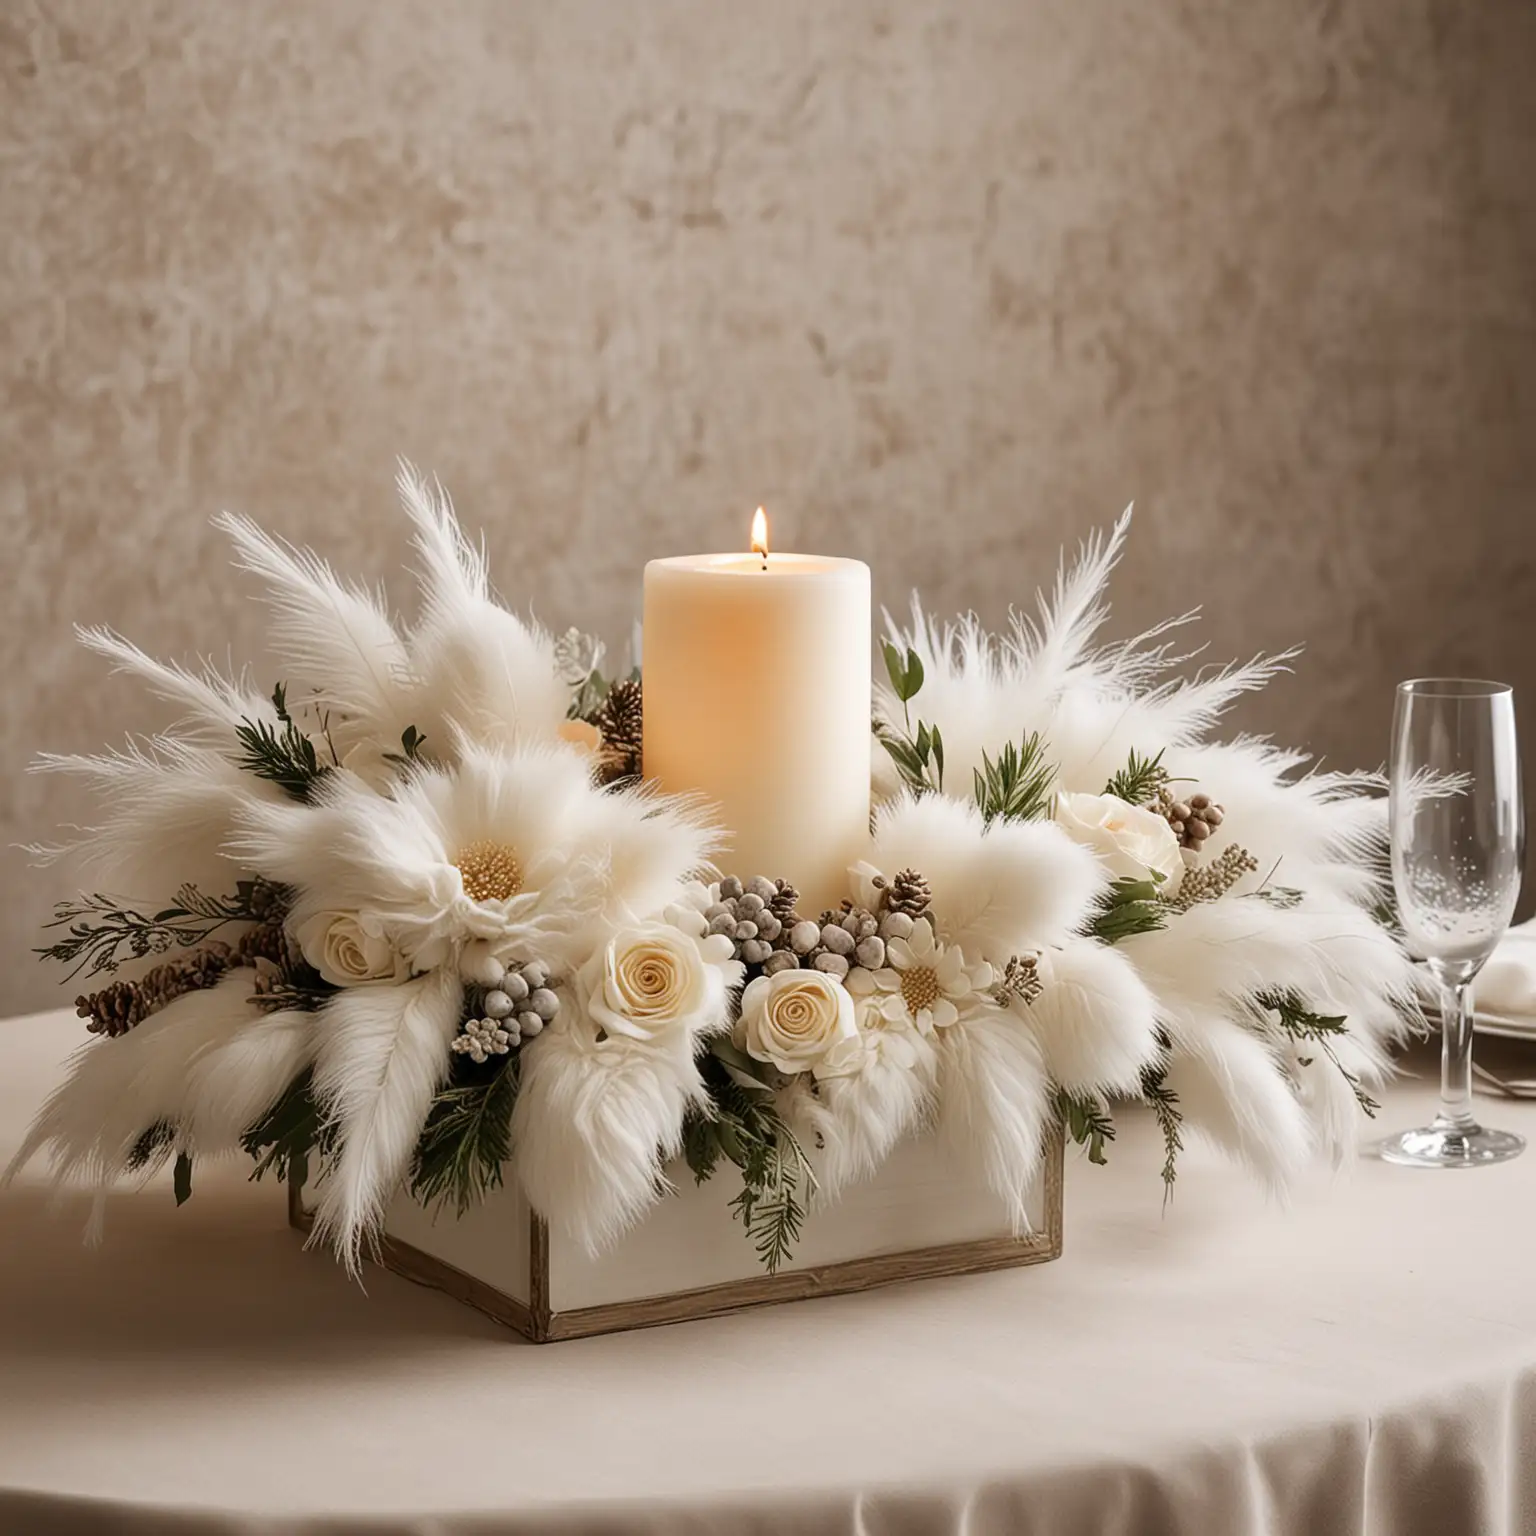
[751, 507, 769, 568]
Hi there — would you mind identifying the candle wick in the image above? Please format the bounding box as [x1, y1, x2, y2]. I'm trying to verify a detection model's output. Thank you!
[760, 552, 768, 572]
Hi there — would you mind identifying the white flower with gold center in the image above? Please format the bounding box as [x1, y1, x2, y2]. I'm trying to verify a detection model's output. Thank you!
[233, 739, 722, 978]
[846, 917, 994, 1035]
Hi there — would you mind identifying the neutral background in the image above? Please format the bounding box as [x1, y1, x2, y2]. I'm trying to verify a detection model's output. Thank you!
[2, 1, 1533, 1018]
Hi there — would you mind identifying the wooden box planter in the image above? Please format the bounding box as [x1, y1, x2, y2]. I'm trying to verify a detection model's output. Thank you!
[290, 1129, 1064, 1342]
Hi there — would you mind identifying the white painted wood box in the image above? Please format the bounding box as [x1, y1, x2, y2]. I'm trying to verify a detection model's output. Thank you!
[291, 1130, 1064, 1341]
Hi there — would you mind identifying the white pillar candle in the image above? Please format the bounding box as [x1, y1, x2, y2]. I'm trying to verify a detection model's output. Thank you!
[642, 517, 871, 915]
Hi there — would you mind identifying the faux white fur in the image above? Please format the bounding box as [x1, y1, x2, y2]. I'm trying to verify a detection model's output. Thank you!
[1019, 936, 1161, 1097]
[512, 1013, 708, 1254]
[934, 1007, 1052, 1233]
[216, 510, 417, 750]
[869, 794, 1103, 956]
[777, 1025, 941, 1203]
[1162, 1013, 1311, 1192]
[308, 967, 464, 1268]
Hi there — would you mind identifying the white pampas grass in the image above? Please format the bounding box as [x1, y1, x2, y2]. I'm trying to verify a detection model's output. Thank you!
[935, 1009, 1052, 1232]
[1019, 937, 1161, 1097]
[308, 967, 464, 1268]
[216, 511, 417, 752]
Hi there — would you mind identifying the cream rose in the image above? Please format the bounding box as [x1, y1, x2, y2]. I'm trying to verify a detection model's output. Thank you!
[739, 970, 863, 1079]
[1054, 791, 1185, 892]
[583, 923, 722, 1042]
[294, 910, 404, 987]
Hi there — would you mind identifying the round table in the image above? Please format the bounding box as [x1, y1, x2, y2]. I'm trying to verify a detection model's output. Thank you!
[5, 1007, 1536, 1535]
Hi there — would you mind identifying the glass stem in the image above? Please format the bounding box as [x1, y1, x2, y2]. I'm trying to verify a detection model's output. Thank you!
[1439, 977, 1478, 1131]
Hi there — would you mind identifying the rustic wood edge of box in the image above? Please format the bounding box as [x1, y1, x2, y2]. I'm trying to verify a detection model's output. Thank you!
[287, 1127, 1065, 1343]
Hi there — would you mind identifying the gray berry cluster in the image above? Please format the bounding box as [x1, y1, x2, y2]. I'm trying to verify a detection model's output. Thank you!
[458, 956, 561, 1054]
[762, 905, 917, 981]
[705, 875, 798, 965]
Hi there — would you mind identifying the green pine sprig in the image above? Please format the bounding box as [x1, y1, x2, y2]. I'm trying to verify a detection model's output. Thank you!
[1103, 748, 1170, 807]
[686, 1043, 818, 1272]
[1055, 1088, 1116, 1165]
[409, 1059, 521, 1217]
[1140, 1055, 1184, 1198]
[974, 731, 1055, 825]
[233, 683, 332, 802]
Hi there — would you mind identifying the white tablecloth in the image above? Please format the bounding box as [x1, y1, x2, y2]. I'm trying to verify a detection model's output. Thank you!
[4, 1007, 1536, 1535]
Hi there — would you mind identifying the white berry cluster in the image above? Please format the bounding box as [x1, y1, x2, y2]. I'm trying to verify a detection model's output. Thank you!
[452, 1016, 514, 1063]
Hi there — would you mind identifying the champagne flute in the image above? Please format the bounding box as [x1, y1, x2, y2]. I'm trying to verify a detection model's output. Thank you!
[1380, 678, 1525, 1167]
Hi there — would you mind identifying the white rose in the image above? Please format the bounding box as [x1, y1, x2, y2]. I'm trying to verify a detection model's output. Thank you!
[739, 970, 863, 1080]
[583, 923, 723, 1042]
[294, 910, 404, 987]
[1054, 791, 1185, 893]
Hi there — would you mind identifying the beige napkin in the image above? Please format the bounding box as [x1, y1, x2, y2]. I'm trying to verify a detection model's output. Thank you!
[1476, 918, 1536, 1021]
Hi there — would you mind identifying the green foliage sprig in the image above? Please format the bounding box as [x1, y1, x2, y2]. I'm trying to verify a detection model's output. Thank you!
[1103, 748, 1170, 807]
[1085, 875, 1169, 945]
[242, 1067, 330, 1186]
[234, 684, 333, 802]
[37, 879, 281, 981]
[685, 1042, 817, 1273]
[876, 642, 945, 794]
[381, 724, 429, 770]
[1256, 989, 1380, 1117]
[409, 1059, 520, 1216]
[974, 732, 1055, 825]
[1056, 1087, 1116, 1165]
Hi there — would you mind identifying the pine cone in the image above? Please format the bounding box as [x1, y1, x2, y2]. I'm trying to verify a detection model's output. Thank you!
[885, 868, 932, 919]
[245, 877, 291, 924]
[1159, 789, 1225, 849]
[767, 879, 800, 925]
[594, 680, 643, 782]
[77, 941, 235, 1037]
[236, 921, 292, 967]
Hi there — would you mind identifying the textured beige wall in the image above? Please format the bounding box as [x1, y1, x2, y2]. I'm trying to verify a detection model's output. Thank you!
[3, 1, 1534, 1016]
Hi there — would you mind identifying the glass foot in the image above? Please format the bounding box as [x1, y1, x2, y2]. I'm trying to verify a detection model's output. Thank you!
[1376, 1118, 1526, 1168]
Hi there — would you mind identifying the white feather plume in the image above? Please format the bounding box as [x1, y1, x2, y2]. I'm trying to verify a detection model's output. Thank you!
[397, 462, 568, 751]
[5, 973, 273, 1192]
[216, 510, 417, 749]
[29, 739, 271, 901]
[308, 967, 464, 1268]
[934, 1007, 1052, 1233]
[74, 626, 276, 744]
